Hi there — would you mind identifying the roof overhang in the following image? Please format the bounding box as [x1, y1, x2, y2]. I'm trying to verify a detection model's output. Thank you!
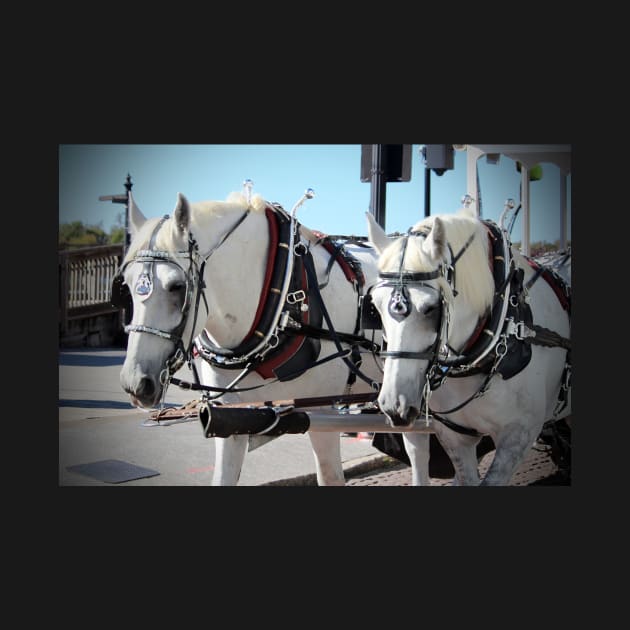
[465, 144, 571, 174]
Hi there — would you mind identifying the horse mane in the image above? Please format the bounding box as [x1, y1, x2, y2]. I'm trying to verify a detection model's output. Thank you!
[124, 192, 267, 262]
[378, 208, 494, 317]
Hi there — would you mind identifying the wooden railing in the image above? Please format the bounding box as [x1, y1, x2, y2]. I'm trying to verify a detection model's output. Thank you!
[59, 244, 124, 337]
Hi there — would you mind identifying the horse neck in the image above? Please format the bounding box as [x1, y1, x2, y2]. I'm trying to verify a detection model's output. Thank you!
[197, 210, 268, 348]
[446, 294, 484, 353]
[443, 226, 494, 353]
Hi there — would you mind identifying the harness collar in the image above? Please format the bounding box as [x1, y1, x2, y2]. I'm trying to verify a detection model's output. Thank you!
[193, 205, 368, 381]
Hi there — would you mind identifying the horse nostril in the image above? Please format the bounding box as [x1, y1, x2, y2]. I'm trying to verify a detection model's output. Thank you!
[387, 412, 407, 427]
[136, 376, 155, 398]
[407, 406, 420, 422]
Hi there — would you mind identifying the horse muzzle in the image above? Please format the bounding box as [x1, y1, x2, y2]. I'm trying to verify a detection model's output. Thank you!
[379, 393, 421, 427]
[121, 374, 163, 409]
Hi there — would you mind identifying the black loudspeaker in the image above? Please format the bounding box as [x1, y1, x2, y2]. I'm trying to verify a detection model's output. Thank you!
[360, 144, 412, 182]
[423, 144, 454, 175]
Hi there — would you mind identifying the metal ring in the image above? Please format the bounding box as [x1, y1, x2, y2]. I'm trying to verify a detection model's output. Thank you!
[159, 368, 170, 386]
[495, 340, 508, 359]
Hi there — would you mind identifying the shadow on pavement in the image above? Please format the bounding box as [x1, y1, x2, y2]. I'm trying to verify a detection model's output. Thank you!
[59, 399, 183, 410]
[59, 399, 135, 409]
[59, 352, 125, 367]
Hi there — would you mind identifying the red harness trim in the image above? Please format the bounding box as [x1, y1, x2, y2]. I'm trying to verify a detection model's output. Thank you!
[199, 215, 362, 379]
[255, 228, 362, 379]
[311, 231, 362, 286]
[462, 315, 489, 353]
[244, 206, 280, 341]
[232, 205, 309, 379]
[254, 264, 309, 379]
[525, 258, 570, 312]
[461, 226, 495, 353]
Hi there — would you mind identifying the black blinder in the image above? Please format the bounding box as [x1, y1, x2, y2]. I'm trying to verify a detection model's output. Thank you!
[388, 285, 412, 321]
[111, 274, 131, 309]
[361, 291, 382, 329]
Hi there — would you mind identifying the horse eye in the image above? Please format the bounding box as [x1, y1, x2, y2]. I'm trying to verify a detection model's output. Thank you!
[423, 304, 437, 316]
[169, 282, 186, 293]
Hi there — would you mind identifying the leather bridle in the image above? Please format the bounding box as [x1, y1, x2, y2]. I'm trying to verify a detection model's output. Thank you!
[375, 228, 475, 365]
[111, 209, 249, 381]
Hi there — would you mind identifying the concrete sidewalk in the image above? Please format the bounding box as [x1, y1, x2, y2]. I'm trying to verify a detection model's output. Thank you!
[59, 348, 388, 486]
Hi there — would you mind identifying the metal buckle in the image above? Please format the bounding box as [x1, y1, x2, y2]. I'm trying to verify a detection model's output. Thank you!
[505, 318, 535, 340]
[278, 311, 290, 330]
[278, 312, 301, 331]
[286, 290, 306, 304]
[516, 322, 534, 340]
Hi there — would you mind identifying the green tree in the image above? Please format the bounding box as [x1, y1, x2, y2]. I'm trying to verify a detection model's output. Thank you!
[59, 220, 123, 249]
[59, 221, 86, 246]
[109, 226, 125, 244]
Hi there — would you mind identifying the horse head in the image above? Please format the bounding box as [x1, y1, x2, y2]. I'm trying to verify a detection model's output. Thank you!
[117, 192, 201, 408]
[366, 210, 493, 427]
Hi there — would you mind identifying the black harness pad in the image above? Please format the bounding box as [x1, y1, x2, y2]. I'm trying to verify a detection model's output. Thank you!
[496, 267, 533, 380]
[271, 250, 323, 381]
[360, 291, 382, 330]
[447, 221, 532, 380]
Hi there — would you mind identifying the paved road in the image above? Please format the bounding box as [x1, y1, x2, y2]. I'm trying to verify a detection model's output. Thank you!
[344, 446, 564, 486]
[59, 348, 386, 486]
[59, 348, 567, 486]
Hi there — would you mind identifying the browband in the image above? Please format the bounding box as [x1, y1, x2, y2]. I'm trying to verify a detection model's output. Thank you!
[378, 270, 441, 283]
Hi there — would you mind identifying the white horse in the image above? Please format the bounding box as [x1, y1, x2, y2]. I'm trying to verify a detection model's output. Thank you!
[366, 208, 571, 485]
[114, 189, 434, 485]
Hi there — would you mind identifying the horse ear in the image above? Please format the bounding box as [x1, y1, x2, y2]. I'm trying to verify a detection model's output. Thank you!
[366, 212, 390, 254]
[172, 193, 191, 237]
[129, 192, 146, 236]
[421, 217, 447, 261]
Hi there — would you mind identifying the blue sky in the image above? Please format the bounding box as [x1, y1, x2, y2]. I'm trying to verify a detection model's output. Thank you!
[59, 144, 571, 244]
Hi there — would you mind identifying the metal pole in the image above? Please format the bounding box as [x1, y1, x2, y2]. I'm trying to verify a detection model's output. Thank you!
[559, 172, 567, 250]
[370, 144, 387, 229]
[521, 166, 530, 256]
[466, 146, 483, 216]
[306, 412, 435, 433]
[198, 405, 436, 436]
[123, 173, 133, 257]
[424, 166, 431, 217]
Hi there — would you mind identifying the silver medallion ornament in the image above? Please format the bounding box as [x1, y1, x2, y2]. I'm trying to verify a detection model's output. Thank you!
[135, 272, 153, 300]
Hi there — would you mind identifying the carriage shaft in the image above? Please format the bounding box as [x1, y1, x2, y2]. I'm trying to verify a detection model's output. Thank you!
[199, 403, 435, 438]
[307, 412, 435, 433]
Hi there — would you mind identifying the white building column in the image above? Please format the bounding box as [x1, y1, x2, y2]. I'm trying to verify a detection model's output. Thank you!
[521, 166, 530, 256]
[560, 172, 568, 251]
